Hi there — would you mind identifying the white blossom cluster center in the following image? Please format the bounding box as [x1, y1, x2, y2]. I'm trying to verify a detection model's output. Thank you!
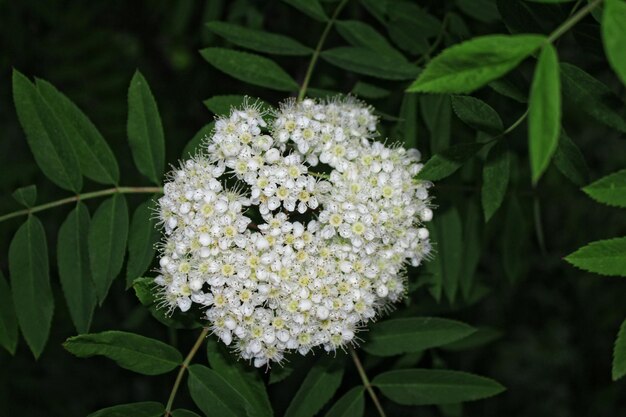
[155, 96, 433, 367]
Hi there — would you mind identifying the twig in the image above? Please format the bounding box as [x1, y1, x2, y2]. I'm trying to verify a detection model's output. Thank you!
[0, 186, 163, 224]
[297, 0, 350, 101]
[164, 327, 210, 416]
[350, 347, 387, 417]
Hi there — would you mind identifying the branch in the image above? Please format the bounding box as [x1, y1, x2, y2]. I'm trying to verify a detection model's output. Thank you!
[350, 347, 387, 417]
[0, 186, 163, 223]
[297, 0, 350, 101]
[164, 327, 210, 416]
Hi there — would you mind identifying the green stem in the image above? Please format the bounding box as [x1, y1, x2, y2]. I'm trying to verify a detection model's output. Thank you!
[297, 0, 350, 101]
[532, 196, 547, 255]
[568, 0, 585, 18]
[0, 186, 163, 223]
[415, 13, 449, 65]
[164, 327, 210, 416]
[493, 0, 600, 143]
[502, 109, 529, 137]
[350, 348, 387, 417]
[545, 0, 603, 44]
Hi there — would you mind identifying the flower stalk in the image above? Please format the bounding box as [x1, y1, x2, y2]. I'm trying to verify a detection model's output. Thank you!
[164, 327, 210, 416]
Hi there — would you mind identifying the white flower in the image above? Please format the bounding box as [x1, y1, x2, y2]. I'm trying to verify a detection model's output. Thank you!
[154, 96, 434, 367]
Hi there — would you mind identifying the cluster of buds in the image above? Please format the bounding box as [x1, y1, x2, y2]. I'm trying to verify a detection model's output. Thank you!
[155, 96, 433, 367]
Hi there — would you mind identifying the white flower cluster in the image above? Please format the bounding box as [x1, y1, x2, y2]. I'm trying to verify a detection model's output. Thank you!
[155, 97, 433, 367]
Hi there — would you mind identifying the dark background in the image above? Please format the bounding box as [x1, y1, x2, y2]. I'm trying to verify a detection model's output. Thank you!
[1, 0, 626, 416]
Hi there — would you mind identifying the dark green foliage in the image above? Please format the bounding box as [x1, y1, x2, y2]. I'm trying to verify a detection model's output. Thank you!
[372, 369, 506, 405]
[12, 185, 37, 207]
[408, 35, 545, 93]
[126, 200, 159, 286]
[58, 203, 97, 333]
[88, 194, 129, 303]
[187, 364, 249, 417]
[127, 71, 165, 185]
[86, 402, 165, 417]
[8, 216, 53, 358]
[528, 44, 560, 184]
[363, 318, 476, 356]
[206, 339, 273, 417]
[482, 141, 511, 221]
[285, 357, 345, 417]
[2, 1, 626, 416]
[64, 331, 182, 375]
[0, 271, 18, 354]
[12, 70, 83, 192]
[200, 48, 299, 91]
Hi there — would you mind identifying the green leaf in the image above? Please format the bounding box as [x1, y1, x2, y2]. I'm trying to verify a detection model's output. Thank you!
[457, 0, 501, 22]
[443, 327, 503, 351]
[87, 402, 165, 417]
[407, 35, 545, 93]
[36, 79, 119, 185]
[460, 199, 482, 298]
[529, 44, 561, 185]
[372, 369, 506, 405]
[489, 77, 528, 103]
[335, 20, 405, 60]
[64, 330, 182, 375]
[482, 141, 510, 221]
[285, 357, 345, 417]
[425, 207, 464, 303]
[8, 216, 53, 358]
[201, 48, 298, 91]
[324, 386, 364, 417]
[502, 196, 529, 283]
[360, 0, 388, 25]
[386, 2, 440, 54]
[553, 131, 590, 187]
[182, 123, 214, 158]
[582, 169, 626, 208]
[89, 194, 129, 304]
[12, 70, 82, 192]
[206, 21, 313, 56]
[525, 0, 575, 2]
[12, 185, 37, 207]
[321, 47, 418, 80]
[416, 143, 484, 181]
[364, 318, 476, 356]
[172, 410, 202, 417]
[126, 200, 159, 287]
[0, 271, 18, 355]
[269, 365, 294, 384]
[206, 339, 273, 417]
[420, 94, 451, 153]
[204, 95, 270, 117]
[127, 71, 165, 185]
[496, 0, 549, 34]
[203, 95, 244, 115]
[396, 94, 418, 149]
[308, 88, 344, 99]
[188, 364, 248, 417]
[560, 63, 626, 133]
[281, 0, 328, 21]
[451, 96, 503, 134]
[351, 82, 390, 99]
[565, 237, 626, 277]
[603, 0, 626, 86]
[613, 318, 626, 380]
[58, 203, 97, 334]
